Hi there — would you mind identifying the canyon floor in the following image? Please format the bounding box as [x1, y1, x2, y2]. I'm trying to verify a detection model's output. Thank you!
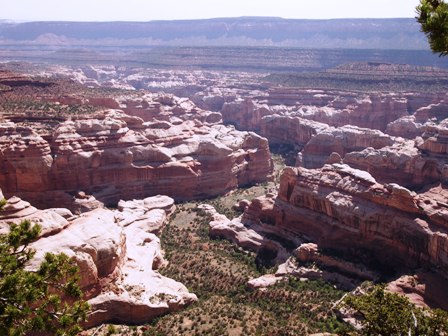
[82, 154, 350, 335]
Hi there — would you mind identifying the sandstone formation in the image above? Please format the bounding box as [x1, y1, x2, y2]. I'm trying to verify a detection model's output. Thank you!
[241, 164, 448, 277]
[205, 86, 448, 191]
[213, 88, 448, 159]
[385, 116, 423, 139]
[387, 271, 448, 310]
[418, 124, 448, 156]
[301, 125, 394, 168]
[119, 93, 223, 124]
[3, 64, 448, 315]
[264, 88, 448, 132]
[260, 115, 329, 148]
[294, 243, 378, 282]
[0, 192, 197, 327]
[202, 197, 382, 290]
[303, 93, 408, 131]
[221, 98, 271, 132]
[247, 273, 285, 289]
[0, 195, 72, 236]
[414, 102, 448, 124]
[0, 107, 273, 210]
[198, 203, 265, 252]
[199, 202, 302, 269]
[266, 117, 448, 189]
[344, 135, 448, 189]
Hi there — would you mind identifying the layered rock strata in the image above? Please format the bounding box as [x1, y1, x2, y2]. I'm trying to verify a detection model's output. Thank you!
[201, 202, 380, 290]
[242, 164, 448, 275]
[301, 125, 394, 168]
[344, 130, 448, 189]
[217, 89, 448, 148]
[387, 271, 448, 310]
[199, 202, 298, 266]
[221, 99, 271, 132]
[260, 115, 329, 148]
[0, 110, 272, 209]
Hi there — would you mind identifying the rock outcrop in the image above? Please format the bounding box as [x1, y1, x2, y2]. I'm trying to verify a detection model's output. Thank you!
[221, 98, 271, 132]
[385, 116, 423, 139]
[387, 271, 448, 310]
[199, 202, 295, 267]
[301, 125, 394, 168]
[265, 89, 409, 131]
[242, 164, 448, 275]
[260, 115, 329, 148]
[0, 195, 71, 236]
[199, 203, 265, 252]
[344, 136, 448, 189]
[119, 94, 222, 124]
[1, 193, 197, 327]
[214, 88, 448, 147]
[0, 109, 272, 210]
[418, 124, 448, 156]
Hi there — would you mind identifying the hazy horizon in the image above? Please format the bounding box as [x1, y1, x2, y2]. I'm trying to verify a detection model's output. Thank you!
[0, 16, 419, 24]
[2, 0, 418, 22]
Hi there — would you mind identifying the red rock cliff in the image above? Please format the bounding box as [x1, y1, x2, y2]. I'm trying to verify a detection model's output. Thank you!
[244, 164, 448, 273]
[0, 110, 272, 210]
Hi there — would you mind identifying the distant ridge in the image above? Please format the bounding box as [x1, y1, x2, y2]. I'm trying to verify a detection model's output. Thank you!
[0, 17, 429, 50]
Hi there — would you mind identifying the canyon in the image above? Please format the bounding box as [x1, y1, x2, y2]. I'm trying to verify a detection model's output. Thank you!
[0, 60, 448, 332]
[0, 71, 273, 210]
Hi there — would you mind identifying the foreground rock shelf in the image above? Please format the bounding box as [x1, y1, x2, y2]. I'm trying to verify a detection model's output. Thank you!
[0, 191, 197, 327]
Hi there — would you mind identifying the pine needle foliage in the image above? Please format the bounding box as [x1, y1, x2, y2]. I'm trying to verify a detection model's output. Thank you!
[343, 284, 448, 336]
[0, 219, 89, 336]
[417, 0, 448, 56]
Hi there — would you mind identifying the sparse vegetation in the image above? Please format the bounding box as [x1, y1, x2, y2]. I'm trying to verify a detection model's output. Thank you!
[146, 187, 351, 335]
[342, 284, 448, 336]
[81, 153, 352, 335]
[0, 99, 98, 117]
[266, 62, 448, 93]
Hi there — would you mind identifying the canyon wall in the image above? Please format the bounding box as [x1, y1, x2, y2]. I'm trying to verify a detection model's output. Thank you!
[0, 109, 272, 210]
[243, 164, 448, 273]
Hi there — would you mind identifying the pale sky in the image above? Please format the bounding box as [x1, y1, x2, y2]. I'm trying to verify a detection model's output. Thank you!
[1, 0, 419, 22]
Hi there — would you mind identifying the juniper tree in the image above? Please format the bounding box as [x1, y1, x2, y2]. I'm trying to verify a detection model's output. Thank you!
[343, 284, 448, 336]
[0, 201, 89, 336]
[417, 0, 448, 55]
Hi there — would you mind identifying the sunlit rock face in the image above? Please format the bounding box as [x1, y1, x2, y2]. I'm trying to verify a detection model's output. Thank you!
[242, 164, 448, 275]
[300, 125, 394, 169]
[0, 106, 272, 210]
[343, 133, 448, 189]
[0, 191, 197, 327]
